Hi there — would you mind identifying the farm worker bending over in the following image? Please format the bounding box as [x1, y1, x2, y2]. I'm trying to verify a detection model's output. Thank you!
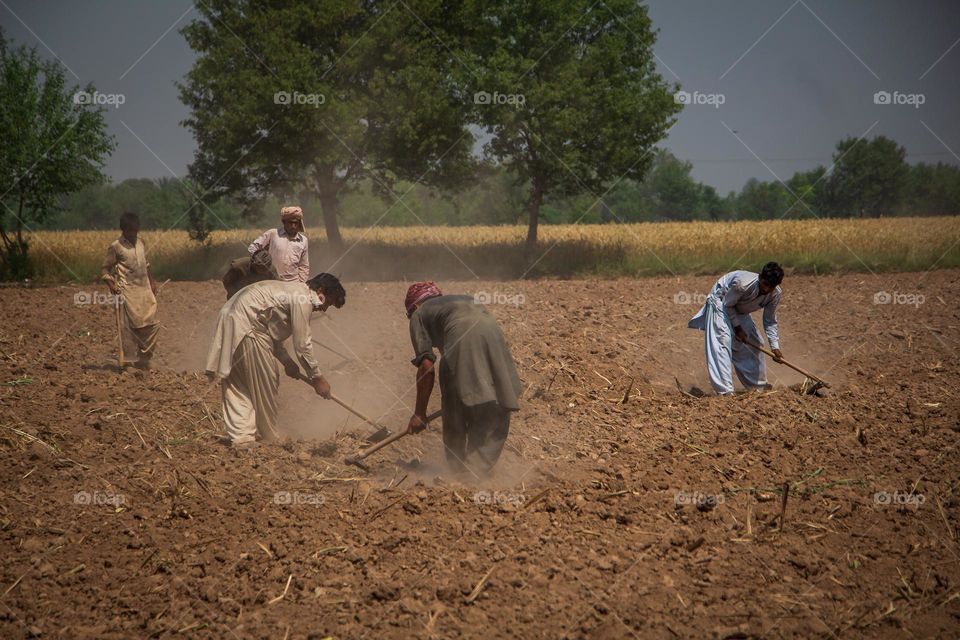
[247, 205, 309, 282]
[222, 248, 277, 299]
[205, 273, 345, 447]
[688, 262, 784, 395]
[405, 282, 523, 476]
[101, 211, 160, 369]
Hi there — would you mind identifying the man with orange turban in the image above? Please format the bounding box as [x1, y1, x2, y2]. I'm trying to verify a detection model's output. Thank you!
[248, 206, 309, 282]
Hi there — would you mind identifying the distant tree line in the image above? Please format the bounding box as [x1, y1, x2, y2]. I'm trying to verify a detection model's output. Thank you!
[583, 136, 960, 222]
[47, 135, 960, 232]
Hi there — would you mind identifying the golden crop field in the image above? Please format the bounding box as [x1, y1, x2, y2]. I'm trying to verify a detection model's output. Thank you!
[24, 216, 960, 282]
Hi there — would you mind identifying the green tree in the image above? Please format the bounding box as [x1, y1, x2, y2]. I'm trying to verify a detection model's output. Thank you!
[735, 178, 791, 220]
[0, 31, 115, 278]
[699, 184, 729, 221]
[902, 162, 960, 216]
[54, 177, 247, 231]
[179, 0, 476, 251]
[599, 179, 650, 223]
[461, 0, 679, 253]
[646, 150, 700, 220]
[54, 183, 114, 229]
[785, 166, 827, 217]
[447, 164, 528, 225]
[825, 136, 908, 217]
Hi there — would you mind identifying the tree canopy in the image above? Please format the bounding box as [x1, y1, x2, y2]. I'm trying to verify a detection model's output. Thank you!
[460, 0, 680, 251]
[0, 29, 115, 278]
[178, 0, 476, 251]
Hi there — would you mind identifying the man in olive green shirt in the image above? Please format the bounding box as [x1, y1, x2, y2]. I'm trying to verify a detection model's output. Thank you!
[404, 282, 522, 475]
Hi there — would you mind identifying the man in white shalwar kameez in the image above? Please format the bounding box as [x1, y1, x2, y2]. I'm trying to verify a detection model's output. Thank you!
[248, 206, 309, 283]
[688, 262, 784, 395]
[205, 273, 346, 446]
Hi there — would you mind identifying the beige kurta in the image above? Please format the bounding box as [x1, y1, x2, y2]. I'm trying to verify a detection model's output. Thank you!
[205, 280, 322, 379]
[101, 236, 159, 363]
[205, 280, 323, 443]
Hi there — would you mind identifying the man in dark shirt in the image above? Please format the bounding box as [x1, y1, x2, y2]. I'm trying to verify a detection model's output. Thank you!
[404, 282, 522, 476]
[222, 249, 277, 299]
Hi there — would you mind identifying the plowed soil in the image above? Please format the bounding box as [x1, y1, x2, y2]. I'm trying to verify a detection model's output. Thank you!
[1, 271, 958, 639]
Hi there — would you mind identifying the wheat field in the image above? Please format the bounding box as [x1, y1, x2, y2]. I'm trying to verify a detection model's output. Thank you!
[22, 217, 960, 282]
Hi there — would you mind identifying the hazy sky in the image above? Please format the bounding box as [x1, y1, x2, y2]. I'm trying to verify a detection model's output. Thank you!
[2, 0, 958, 193]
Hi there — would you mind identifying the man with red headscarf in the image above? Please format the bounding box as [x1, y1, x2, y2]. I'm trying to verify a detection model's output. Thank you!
[404, 282, 522, 475]
[248, 206, 309, 282]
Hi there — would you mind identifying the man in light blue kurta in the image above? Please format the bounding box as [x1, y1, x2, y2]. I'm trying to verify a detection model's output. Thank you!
[688, 262, 785, 395]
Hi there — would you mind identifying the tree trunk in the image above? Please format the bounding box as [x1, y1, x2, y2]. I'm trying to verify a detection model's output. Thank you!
[318, 191, 344, 252]
[524, 177, 545, 257]
[314, 167, 344, 253]
[0, 190, 32, 280]
[420, 186, 433, 224]
[0, 222, 11, 252]
[16, 191, 25, 246]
